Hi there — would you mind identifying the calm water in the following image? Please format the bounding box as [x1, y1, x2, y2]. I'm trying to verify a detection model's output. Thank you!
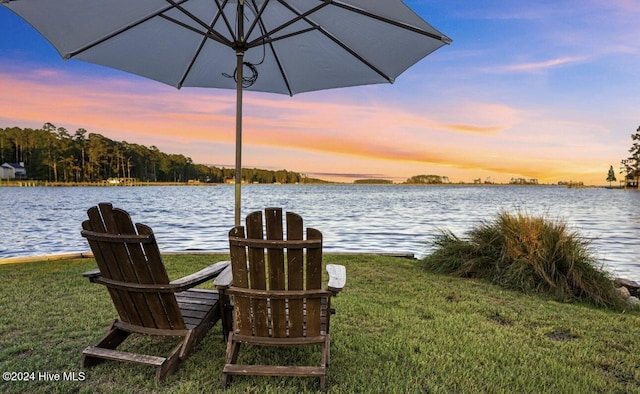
[1, 185, 639, 279]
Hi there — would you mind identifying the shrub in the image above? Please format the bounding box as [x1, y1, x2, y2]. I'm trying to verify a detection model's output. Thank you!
[422, 211, 627, 309]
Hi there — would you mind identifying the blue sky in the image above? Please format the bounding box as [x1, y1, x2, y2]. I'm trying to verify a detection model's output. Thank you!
[1, 1, 639, 184]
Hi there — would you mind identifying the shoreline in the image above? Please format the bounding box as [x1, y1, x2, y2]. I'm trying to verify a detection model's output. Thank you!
[0, 251, 416, 265]
[0, 252, 95, 265]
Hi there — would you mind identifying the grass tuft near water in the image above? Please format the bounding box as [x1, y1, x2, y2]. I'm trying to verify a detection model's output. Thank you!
[422, 211, 629, 310]
[0, 254, 639, 393]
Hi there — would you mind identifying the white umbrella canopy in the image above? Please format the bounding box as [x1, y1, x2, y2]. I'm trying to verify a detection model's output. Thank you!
[2, 0, 451, 225]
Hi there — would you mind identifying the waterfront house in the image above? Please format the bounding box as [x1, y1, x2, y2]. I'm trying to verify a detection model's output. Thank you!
[0, 162, 27, 180]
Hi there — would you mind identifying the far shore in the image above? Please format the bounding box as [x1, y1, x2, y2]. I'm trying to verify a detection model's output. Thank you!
[0, 180, 612, 188]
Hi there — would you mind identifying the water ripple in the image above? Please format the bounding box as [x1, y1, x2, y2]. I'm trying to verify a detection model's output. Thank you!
[1, 185, 639, 279]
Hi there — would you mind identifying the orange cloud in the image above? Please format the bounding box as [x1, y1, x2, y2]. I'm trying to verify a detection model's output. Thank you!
[445, 124, 504, 135]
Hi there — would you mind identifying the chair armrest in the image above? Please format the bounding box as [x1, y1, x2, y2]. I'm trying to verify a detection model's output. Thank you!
[170, 260, 230, 291]
[213, 264, 233, 290]
[82, 268, 101, 279]
[326, 264, 346, 294]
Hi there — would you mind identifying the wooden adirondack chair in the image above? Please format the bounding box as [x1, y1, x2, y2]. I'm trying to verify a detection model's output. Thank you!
[216, 208, 346, 391]
[80, 202, 230, 382]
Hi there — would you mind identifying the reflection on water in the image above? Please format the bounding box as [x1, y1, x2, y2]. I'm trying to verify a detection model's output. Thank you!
[1, 185, 639, 279]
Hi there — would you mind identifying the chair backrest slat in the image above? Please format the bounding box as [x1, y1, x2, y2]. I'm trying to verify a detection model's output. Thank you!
[266, 208, 287, 338]
[134, 223, 184, 329]
[286, 212, 305, 337]
[111, 210, 162, 329]
[82, 203, 185, 330]
[305, 227, 323, 336]
[246, 211, 270, 337]
[229, 226, 251, 335]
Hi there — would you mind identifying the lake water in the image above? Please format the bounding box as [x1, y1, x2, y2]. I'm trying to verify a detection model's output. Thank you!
[1, 184, 639, 279]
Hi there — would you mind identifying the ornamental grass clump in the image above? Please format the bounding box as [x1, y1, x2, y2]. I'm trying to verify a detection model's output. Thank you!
[423, 211, 627, 309]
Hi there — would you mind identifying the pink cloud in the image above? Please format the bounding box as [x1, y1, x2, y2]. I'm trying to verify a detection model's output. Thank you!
[488, 56, 585, 74]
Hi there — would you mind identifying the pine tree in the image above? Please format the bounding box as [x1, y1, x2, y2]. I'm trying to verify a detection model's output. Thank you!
[623, 126, 640, 188]
[606, 165, 616, 187]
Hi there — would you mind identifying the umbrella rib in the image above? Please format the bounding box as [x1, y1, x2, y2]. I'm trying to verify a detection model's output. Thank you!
[274, 1, 394, 83]
[174, 27, 213, 89]
[246, 1, 330, 48]
[212, 0, 240, 46]
[244, 0, 271, 42]
[330, 1, 452, 44]
[249, 0, 294, 96]
[266, 44, 293, 96]
[64, 1, 191, 59]
[164, 0, 234, 46]
[158, 13, 232, 48]
[251, 26, 318, 47]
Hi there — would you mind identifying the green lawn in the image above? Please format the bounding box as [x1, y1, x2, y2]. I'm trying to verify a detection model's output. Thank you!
[0, 254, 638, 393]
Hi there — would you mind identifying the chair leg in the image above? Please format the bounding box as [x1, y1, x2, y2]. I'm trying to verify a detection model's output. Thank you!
[81, 320, 130, 368]
[319, 335, 329, 392]
[226, 334, 242, 365]
[324, 334, 331, 367]
[221, 334, 241, 389]
[155, 341, 184, 382]
[319, 334, 330, 370]
[219, 291, 233, 342]
[178, 330, 193, 360]
[221, 371, 231, 389]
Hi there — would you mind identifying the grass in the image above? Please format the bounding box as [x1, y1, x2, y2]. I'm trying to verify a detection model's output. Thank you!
[422, 211, 629, 310]
[0, 254, 639, 393]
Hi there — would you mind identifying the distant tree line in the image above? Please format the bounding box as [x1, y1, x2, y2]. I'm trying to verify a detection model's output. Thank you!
[509, 177, 539, 185]
[354, 179, 393, 184]
[404, 174, 451, 184]
[0, 124, 310, 184]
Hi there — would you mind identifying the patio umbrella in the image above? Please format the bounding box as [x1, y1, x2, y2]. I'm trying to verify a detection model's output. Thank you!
[2, 0, 451, 226]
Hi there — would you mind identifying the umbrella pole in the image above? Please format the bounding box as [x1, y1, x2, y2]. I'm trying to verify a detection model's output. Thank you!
[234, 49, 243, 227]
[234, 0, 246, 227]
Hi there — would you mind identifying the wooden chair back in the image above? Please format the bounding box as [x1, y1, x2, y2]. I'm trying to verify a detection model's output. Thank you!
[81, 202, 185, 331]
[228, 207, 327, 339]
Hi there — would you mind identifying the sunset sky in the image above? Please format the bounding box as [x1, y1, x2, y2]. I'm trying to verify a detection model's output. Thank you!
[1, 1, 639, 185]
